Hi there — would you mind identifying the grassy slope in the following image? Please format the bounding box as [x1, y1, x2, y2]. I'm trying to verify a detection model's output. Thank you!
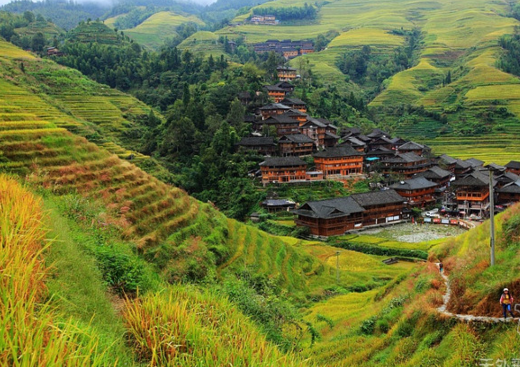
[177, 31, 227, 59]
[121, 12, 206, 50]
[0, 38, 343, 296]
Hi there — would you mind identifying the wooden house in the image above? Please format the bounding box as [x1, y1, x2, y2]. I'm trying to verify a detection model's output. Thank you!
[293, 197, 365, 236]
[390, 177, 438, 208]
[293, 190, 405, 236]
[381, 152, 430, 179]
[367, 128, 389, 139]
[263, 114, 301, 136]
[368, 136, 394, 151]
[278, 134, 314, 156]
[497, 180, 520, 204]
[235, 136, 277, 156]
[275, 81, 295, 93]
[259, 157, 307, 186]
[259, 103, 291, 120]
[313, 146, 364, 177]
[277, 66, 297, 81]
[300, 118, 339, 148]
[339, 137, 366, 153]
[261, 199, 296, 213]
[451, 171, 494, 217]
[398, 141, 428, 156]
[439, 154, 457, 173]
[280, 97, 307, 113]
[264, 85, 287, 103]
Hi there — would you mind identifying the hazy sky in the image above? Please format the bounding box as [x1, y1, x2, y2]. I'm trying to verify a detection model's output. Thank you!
[0, 0, 216, 7]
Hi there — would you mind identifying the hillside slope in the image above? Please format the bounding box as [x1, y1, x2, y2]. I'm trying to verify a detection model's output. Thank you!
[0, 38, 343, 294]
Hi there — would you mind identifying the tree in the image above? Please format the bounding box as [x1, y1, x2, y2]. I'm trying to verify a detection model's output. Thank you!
[226, 98, 245, 131]
[23, 11, 35, 23]
[31, 32, 45, 52]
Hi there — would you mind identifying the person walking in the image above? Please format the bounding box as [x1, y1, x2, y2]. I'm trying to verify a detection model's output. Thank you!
[438, 261, 443, 274]
[499, 288, 515, 320]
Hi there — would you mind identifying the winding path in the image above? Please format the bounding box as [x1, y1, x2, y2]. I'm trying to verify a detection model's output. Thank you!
[437, 272, 519, 324]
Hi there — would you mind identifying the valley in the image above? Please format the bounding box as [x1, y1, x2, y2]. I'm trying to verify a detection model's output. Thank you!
[1, 0, 520, 365]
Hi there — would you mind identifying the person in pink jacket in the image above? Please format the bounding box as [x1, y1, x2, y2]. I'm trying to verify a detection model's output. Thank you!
[500, 288, 515, 320]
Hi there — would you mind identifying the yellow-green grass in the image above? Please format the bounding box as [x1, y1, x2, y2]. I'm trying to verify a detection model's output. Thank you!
[0, 39, 36, 59]
[328, 28, 404, 48]
[0, 175, 111, 366]
[125, 11, 205, 50]
[177, 32, 226, 58]
[123, 285, 312, 366]
[16, 20, 63, 39]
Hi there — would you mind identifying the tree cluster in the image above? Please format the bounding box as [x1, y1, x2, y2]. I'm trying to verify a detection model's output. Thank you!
[252, 3, 317, 21]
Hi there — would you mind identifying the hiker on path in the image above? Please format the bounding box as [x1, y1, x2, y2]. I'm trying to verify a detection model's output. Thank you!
[438, 262, 443, 274]
[499, 288, 515, 320]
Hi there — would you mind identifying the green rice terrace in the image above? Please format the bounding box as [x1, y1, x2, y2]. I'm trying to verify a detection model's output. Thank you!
[1, 11, 520, 366]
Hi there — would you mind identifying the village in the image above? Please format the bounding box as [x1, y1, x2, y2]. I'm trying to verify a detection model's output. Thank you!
[236, 65, 520, 237]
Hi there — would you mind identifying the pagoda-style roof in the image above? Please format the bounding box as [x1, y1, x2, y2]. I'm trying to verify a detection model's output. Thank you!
[279, 134, 314, 144]
[264, 85, 286, 92]
[498, 180, 520, 194]
[260, 157, 307, 167]
[313, 145, 364, 158]
[281, 97, 306, 106]
[505, 160, 520, 169]
[452, 171, 494, 187]
[293, 197, 365, 219]
[391, 177, 438, 191]
[383, 152, 426, 164]
[259, 103, 291, 111]
[367, 128, 389, 139]
[351, 189, 405, 207]
[236, 136, 276, 147]
[416, 166, 453, 180]
[398, 141, 425, 150]
[275, 81, 295, 89]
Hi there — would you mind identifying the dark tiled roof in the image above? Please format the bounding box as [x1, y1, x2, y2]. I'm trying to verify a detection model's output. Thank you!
[440, 154, 457, 165]
[452, 171, 493, 187]
[262, 199, 296, 207]
[325, 132, 340, 139]
[260, 157, 307, 167]
[367, 128, 388, 138]
[506, 161, 520, 169]
[465, 158, 484, 167]
[264, 85, 286, 92]
[264, 114, 300, 124]
[302, 117, 327, 128]
[498, 180, 520, 193]
[399, 141, 424, 150]
[342, 137, 366, 147]
[341, 127, 361, 137]
[281, 97, 306, 105]
[351, 189, 405, 207]
[455, 159, 472, 170]
[313, 145, 364, 158]
[237, 136, 276, 146]
[293, 197, 365, 219]
[391, 177, 438, 191]
[259, 103, 291, 111]
[279, 134, 314, 143]
[369, 136, 394, 144]
[416, 166, 452, 179]
[277, 66, 297, 71]
[276, 81, 295, 89]
[485, 163, 505, 171]
[383, 152, 425, 163]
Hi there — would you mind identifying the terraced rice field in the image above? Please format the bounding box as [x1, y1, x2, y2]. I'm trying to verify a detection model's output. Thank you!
[124, 12, 206, 50]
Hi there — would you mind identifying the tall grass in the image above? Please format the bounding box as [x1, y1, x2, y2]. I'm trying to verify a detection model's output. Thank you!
[123, 285, 312, 367]
[0, 175, 113, 366]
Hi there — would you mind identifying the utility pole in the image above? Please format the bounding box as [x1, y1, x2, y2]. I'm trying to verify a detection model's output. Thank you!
[489, 167, 495, 266]
[336, 251, 341, 284]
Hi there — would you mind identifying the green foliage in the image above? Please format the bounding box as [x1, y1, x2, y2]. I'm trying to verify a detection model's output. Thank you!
[359, 316, 377, 334]
[498, 28, 520, 77]
[252, 4, 318, 22]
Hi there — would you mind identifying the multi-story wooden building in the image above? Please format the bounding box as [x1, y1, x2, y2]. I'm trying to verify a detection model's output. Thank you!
[368, 136, 394, 152]
[497, 180, 520, 204]
[264, 85, 287, 103]
[339, 137, 366, 153]
[263, 114, 301, 136]
[235, 136, 277, 156]
[276, 81, 295, 93]
[313, 146, 364, 177]
[300, 118, 339, 148]
[381, 152, 430, 179]
[278, 134, 314, 156]
[398, 141, 428, 156]
[451, 171, 494, 217]
[293, 189, 405, 236]
[259, 103, 291, 120]
[390, 177, 438, 208]
[259, 157, 307, 185]
[277, 66, 297, 81]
